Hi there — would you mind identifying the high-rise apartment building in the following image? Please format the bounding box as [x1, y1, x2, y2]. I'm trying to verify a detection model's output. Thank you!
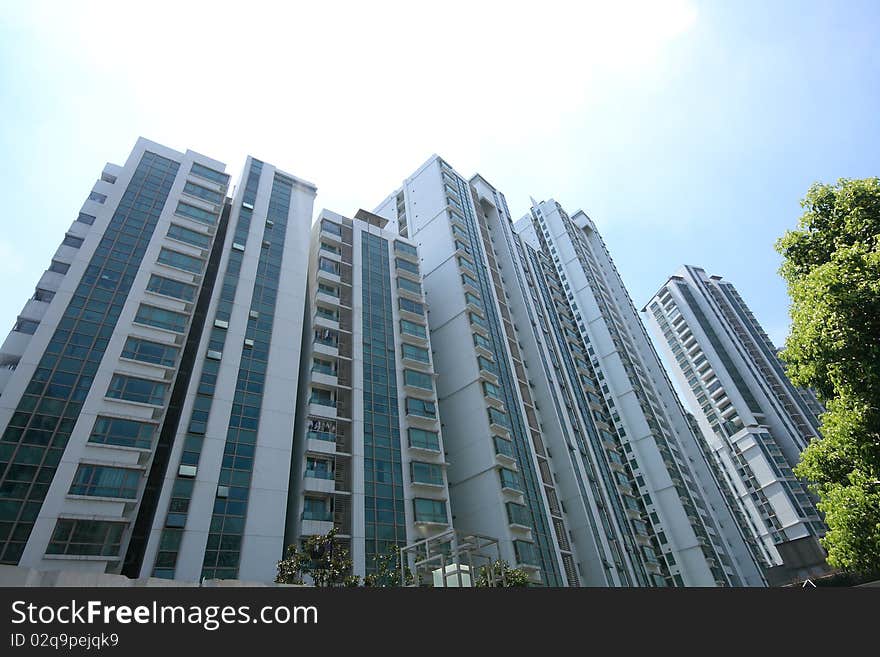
[2, 138, 798, 587]
[374, 156, 766, 586]
[643, 265, 828, 583]
[287, 208, 452, 579]
[0, 139, 316, 584]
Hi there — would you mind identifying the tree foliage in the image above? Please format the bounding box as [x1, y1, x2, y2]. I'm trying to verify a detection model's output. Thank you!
[363, 547, 414, 587]
[276, 528, 360, 587]
[775, 177, 880, 573]
[474, 559, 531, 587]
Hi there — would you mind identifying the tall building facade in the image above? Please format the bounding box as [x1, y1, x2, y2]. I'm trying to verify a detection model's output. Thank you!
[643, 266, 827, 582]
[0, 139, 316, 584]
[287, 208, 452, 579]
[374, 156, 765, 586]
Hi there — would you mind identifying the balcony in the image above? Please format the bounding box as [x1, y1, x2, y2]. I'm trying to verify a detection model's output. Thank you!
[398, 304, 426, 323]
[489, 419, 511, 439]
[315, 289, 341, 308]
[301, 512, 334, 537]
[318, 246, 342, 264]
[454, 241, 474, 261]
[313, 333, 339, 357]
[405, 412, 439, 429]
[396, 263, 421, 283]
[465, 298, 484, 318]
[400, 328, 428, 347]
[473, 342, 493, 360]
[309, 393, 337, 419]
[320, 222, 343, 245]
[303, 473, 336, 494]
[484, 392, 504, 412]
[394, 242, 419, 263]
[513, 541, 540, 571]
[499, 474, 524, 498]
[311, 369, 338, 388]
[314, 310, 340, 331]
[461, 278, 480, 297]
[478, 364, 499, 386]
[402, 378, 436, 398]
[396, 282, 424, 302]
[508, 517, 532, 533]
[316, 266, 341, 285]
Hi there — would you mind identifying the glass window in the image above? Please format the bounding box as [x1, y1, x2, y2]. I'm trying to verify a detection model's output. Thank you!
[473, 333, 492, 350]
[411, 462, 443, 486]
[121, 336, 180, 367]
[402, 344, 429, 363]
[89, 416, 156, 449]
[88, 191, 107, 203]
[489, 408, 510, 428]
[400, 319, 426, 338]
[69, 464, 140, 499]
[499, 468, 521, 491]
[13, 319, 39, 334]
[312, 358, 335, 375]
[408, 428, 440, 451]
[482, 381, 502, 399]
[183, 181, 223, 204]
[397, 277, 422, 295]
[49, 260, 70, 274]
[134, 304, 188, 333]
[302, 497, 331, 520]
[406, 397, 436, 418]
[106, 374, 169, 406]
[494, 435, 515, 458]
[77, 212, 96, 225]
[146, 274, 197, 301]
[396, 258, 419, 275]
[506, 502, 530, 526]
[158, 247, 204, 274]
[33, 288, 55, 302]
[318, 257, 339, 275]
[470, 312, 487, 329]
[305, 457, 333, 480]
[404, 369, 433, 390]
[394, 241, 418, 257]
[62, 234, 84, 248]
[315, 306, 338, 321]
[167, 223, 211, 249]
[320, 219, 342, 236]
[399, 298, 424, 315]
[477, 355, 496, 373]
[175, 201, 218, 225]
[310, 388, 335, 407]
[46, 519, 124, 557]
[413, 498, 447, 523]
[190, 162, 229, 185]
[514, 540, 537, 565]
[318, 283, 339, 297]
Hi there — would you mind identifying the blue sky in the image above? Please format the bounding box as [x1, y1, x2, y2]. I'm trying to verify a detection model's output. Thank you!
[0, 0, 878, 350]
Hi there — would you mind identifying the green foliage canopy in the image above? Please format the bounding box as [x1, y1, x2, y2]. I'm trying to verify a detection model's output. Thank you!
[776, 177, 880, 573]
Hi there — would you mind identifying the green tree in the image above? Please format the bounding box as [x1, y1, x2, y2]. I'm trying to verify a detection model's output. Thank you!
[363, 547, 414, 587]
[276, 528, 360, 587]
[474, 559, 530, 587]
[775, 177, 880, 573]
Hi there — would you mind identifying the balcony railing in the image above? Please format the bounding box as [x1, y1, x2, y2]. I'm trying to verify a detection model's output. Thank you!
[302, 509, 333, 522]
